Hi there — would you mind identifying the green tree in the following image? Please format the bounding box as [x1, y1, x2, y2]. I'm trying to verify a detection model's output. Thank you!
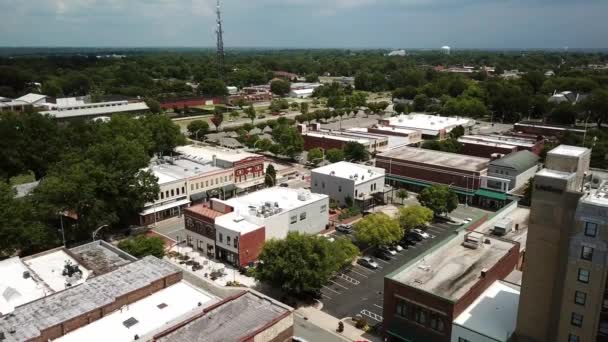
[210, 111, 224, 132]
[300, 102, 309, 116]
[245, 105, 256, 124]
[326, 148, 345, 163]
[41, 80, 63, 97]
[521, 178, 534, 207]
[413, 94, 429, 112]
[394, 103, 408, 115]
[142, 114, 186, 156]
[354, 213, 403, 247]
[343, 142, 369, 162]
[187, 120, 210, 140]
[145, 99, 162, 114]
[548, 102, 577, 125]
[254, 232, 358, 297]
[392, 86, 418, 100]
[270, 79, 291, 97]
[396, 189, 408, 204]
[272, 124, 304, 159]
[305, 73, 319, 82]
[449, 125, 466, 139]
[118, 235, 166, 258]
[265, 164, 277, 187]
[199, 78, 228, 97]
[581, 88, 608, 128]
[418, 185, 459, 216]
[307, 148, 324, 165]
[397, 205, 433, 232]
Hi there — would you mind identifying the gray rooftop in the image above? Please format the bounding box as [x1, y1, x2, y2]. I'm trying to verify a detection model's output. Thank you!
[69, 241, 137, 275]
[155, 291, 291, 342]
[378, 146, 489, 172]
[0, 256, 180, 342]
[12, 181, 40, 198]
[490, 150, 539, 173]
[388, 233, 516, 302]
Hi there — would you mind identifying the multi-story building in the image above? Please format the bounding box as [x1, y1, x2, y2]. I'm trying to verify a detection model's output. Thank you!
[383, 231, 520, 342]
[486, 150, 540, 192]
[514, 121, 586, 138]
[311, 161, 386, 209]
[139, 157, 234, 226]
[175, 145, 266, 193]
[378, 113, 475, 140]
[514, 145, 608, 342]
[183, 188, 329, 267]
[458, 134, 544, 158]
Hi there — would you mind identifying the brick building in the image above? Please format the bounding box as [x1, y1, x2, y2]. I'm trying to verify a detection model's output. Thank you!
[383, 232, 520, 342]
[160, 96, 223, 110]
[458, 134, 544, 158]
[299, 125, 389, 154]
[514, 121, 586, 138]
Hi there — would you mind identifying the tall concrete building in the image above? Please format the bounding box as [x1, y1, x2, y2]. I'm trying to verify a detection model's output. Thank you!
[515, 145, 608, 342]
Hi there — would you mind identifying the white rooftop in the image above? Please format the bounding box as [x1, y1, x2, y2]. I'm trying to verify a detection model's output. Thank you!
[147, 158, 223, 185]
[453, 281, 520, 342]
[312, 161, 385, 184]
[56, 97, 87, 107]
[23, 249, 91, 292]
[55, 281, 216, 342]
[0, 257, 49, 315]
[536, 168, 574, 180]
[15, 93, 47, 104]
[581, 181, 608, 207]
[215, 212, 265, 234]
[384, 113, 474, 134]
[175, 145, 261, 163]
[304, 131, 370, 144]
[548, 145, 590, 158]
[40, 102, 149, 119]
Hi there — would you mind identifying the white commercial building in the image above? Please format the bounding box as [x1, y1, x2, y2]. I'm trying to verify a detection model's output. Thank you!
[289, 88, 314, 98]
[311, 161, 386, 208]
[451, 280, 520, 342]
[379, 113, 474, 139]
[218, 187, 330, 240]
[40, 98, 149, 120]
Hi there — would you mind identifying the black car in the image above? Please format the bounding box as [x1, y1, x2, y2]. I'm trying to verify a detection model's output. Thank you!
[401, 236, 418, 247]
[374, 249, 393, 261]
[405, 232, 424, 242]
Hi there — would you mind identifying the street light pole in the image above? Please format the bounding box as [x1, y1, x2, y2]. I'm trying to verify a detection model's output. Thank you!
[59, 213, 66, 247]
[92, 224, 109, 242]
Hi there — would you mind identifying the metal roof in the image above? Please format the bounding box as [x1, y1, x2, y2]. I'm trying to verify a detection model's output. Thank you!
[490, 150, 539, 173]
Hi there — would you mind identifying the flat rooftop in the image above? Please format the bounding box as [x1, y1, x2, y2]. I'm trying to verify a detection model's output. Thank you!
[548, 145, 590, 158]
[536, 168, 574, 180]
[0, 256, 180, 342]
[55, 281, 216, 342]
[312, 161, 385, 184]
[304, 131, 372, 144]
[155, 291, 291, 342]
[460, 134, 536, 147]
[40, 102, 149, 119]
[0, 257, 50, 315]
[69, 241, 136, 275]
[581, 181, 608, 207]
[378, 146, 489, 172]
[147, 158, 223, 184]
[384, 113, 474, 132]
[474, 207, 530, 252]
[389, 233, 516, 301]
[175, 145, 262, 163]
[23, 249, 91, 292]
[453, 280, 520, 342]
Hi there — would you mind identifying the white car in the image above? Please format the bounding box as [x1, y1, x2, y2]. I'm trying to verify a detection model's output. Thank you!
[412, 229, 431, 239]
[393, 244, 404, 252]
[379, 245, 397, 255]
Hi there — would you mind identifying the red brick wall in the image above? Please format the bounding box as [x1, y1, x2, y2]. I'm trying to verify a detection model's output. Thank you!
[239, 227, 266, 267]
[376, 156, 483, 189]
[303, 134, 346, 151]
[210, 199, 234, 214]
[234, 157, 265, 182]
[160, 97, 222, 109]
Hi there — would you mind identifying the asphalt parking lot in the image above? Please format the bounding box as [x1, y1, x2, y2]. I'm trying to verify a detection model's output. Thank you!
[320, 204, 490, 324]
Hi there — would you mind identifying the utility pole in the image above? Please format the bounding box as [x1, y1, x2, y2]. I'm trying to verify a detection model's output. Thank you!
[215, 0, 225, 80]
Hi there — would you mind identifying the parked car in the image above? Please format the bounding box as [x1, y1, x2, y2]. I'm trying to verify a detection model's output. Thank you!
[391, 243, 404, 252]
[412, 229, 432, 239]
[358, 256, 379, 269]
[279, 183, 289, 187]
[374, 249, 393, 261]
[405, 232, 424, 242]
[379, 245, 397, 255]
[464, 217, 473, 223]
[336, 224, 353, 234]
[401, 236, 418, 247]
[397, 240, 411, 249]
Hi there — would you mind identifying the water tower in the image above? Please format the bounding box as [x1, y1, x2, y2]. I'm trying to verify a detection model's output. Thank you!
[441, 45, 451, 55]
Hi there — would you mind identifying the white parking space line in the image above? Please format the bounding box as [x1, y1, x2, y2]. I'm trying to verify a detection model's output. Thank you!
[353, 265, 376, 273]
[373, 304, 383, 310]
[323, 285, 340, 294]
[427, 227, 444, 234]
[348, 269, 368, 278]
[329, 280, 349, 290]
[360, 309, 383, 322]
[378, 259, 390, 264]
[321, 293, 333, 300]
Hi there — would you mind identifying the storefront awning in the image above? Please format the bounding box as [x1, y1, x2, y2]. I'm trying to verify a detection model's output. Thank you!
[140, 198, 190, 215]
[476, 188, 508, 201]
[386, 175, 430, 188]
[190, 192, 208, 202]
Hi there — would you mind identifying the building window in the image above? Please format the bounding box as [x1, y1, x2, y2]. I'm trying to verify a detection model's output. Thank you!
[227, 236, 231, 245]
[322, 182, 325, 189]
[338, 186, 342, 192]
[165, 191, 169, 198]
[571, 312, 583, 327]
[429, 313, 445, 332]
[219, 233, 223, 243]
[320, 205, 327, 213]
[315, 181, 318, 187]
[171, 189, 174, 197]
[355, 189, 358, 197]
[578, 269, 590, 283]
[585, 222, 598, 237]
[581, 246, 593, 261]
[160, 192, 164, 199]
[191, 184, 194, 191]
[290, 215, 297, 224]
[224, 176, 228, 182]
[574, 291, 586, 306]
[182, 186, 185, 194]
[395, 299, 407, 318]
[300, 212, 307, 221]
[176, 188, 180, 195]
[206, 181, 209, 187]
[234, 237, 238, 248]
[414, 307, 427, 325]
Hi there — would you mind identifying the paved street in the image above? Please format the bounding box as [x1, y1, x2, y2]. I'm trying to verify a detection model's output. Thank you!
[294, 314, 349, 342]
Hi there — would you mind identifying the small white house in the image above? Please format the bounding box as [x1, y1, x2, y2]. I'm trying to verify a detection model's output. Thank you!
[311, 161, 385, 209]
[289, 88, 314, 98]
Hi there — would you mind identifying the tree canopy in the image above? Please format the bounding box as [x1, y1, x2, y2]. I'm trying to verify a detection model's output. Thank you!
[254, 232, 358, 297]
[397, 205, 433, 232]
[270, 79, 291, 97]
[117, 235, 166, 259]
[418, 185, 459, 216]
[354, 213, 403, 247]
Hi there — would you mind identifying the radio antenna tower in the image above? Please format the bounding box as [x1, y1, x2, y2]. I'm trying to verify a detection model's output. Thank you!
[215, 0, 225, 79]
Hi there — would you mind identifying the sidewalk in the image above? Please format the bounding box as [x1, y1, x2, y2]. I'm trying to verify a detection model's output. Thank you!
[296, 305, 381, 342]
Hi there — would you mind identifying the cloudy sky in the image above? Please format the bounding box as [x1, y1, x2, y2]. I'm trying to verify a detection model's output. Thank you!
[0, 0, 606, 49]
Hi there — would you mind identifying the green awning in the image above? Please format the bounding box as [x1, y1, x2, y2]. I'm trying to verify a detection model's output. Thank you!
[476, 188, 507, 201]
[386, 175, 430, 188]
[453, 189, 475, 196]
